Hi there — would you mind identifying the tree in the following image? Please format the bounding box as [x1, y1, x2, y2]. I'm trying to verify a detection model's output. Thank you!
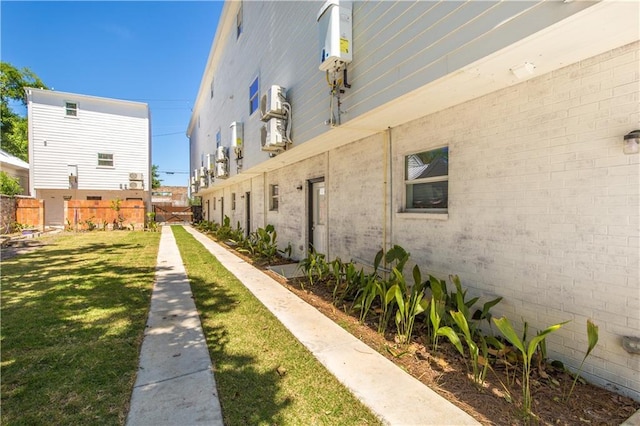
[151, 164, 162, 189]
[0, 171, 23, 196]
[0, 62, 48, 161]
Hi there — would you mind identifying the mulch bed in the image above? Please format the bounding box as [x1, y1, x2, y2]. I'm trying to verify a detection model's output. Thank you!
[205, 232, 640, 425]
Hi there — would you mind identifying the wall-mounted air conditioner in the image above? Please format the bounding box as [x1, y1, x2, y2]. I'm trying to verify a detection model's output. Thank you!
[261, 118, 287, 151]
[190, 175, 196, 185]
[129, 181, 143, 190]
[194, 168, 200, 180]
[215, 161, 228, 178]
[260, 85, 286, 121]
[215, 146, 227, 163]
[129, 172, 144, 181]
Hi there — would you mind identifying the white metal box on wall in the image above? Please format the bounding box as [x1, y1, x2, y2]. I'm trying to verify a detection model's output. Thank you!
[317, 0, 352, 71]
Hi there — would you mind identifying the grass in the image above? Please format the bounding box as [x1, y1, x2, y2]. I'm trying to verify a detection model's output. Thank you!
[172, 226, 382, 426]
[1, 231, 160, 425]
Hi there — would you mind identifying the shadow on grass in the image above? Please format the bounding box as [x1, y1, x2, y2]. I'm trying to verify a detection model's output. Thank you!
[0, 232, 160, 425]
[175, 228, 292, 426]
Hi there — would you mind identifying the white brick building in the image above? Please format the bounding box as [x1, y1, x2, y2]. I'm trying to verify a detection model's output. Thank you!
[26, 88, 152, 226]
[188, 1, 639, 399]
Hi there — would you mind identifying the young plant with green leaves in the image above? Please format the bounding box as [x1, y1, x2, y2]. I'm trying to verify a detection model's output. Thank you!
[450, 310, 490, 387]
[566, 319, 599, 402]
[297, 248, 329, 288]
[493, 316, 568, 418]
[390, 264, 429, 344]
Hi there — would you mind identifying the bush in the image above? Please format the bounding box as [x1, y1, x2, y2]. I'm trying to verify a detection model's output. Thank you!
[0, 171, 23, 196]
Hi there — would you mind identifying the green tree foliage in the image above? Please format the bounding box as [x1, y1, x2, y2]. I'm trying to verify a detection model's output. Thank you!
[151, 164, 162, 189]
[0, 62, 48, 161]
[0, 171, 24, 196]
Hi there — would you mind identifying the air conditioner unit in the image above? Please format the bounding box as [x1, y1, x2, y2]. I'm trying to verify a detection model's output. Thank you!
[129, 181, 143, 190]
[215, 146, 227, 163]
[194, 168, 200, 180]
[190, 175, 196, 185]
[190, 183, 196, 194]
[199, 166, 206, 179]
[260, 85, 286, 121]
[129, 172, 143, 181]
[215, 161, 228, 178]
[261, 118, 287, 151]
[199, 174, 208, 188]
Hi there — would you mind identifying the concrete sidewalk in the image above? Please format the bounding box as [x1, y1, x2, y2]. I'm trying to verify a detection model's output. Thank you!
[126, 226, 223, 426]
[184, 225, 479, 426]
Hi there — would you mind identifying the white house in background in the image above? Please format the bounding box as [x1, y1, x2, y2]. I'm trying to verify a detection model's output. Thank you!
[0, 149, 30, 195]
[25, 88, 151, 227]
[188, 1, 639, 399]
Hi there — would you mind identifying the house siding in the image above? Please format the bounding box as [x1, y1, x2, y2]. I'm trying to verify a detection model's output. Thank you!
[198, 41, 640, 399]
[26, 89, 151, 226]
[188, 0, 597, 184]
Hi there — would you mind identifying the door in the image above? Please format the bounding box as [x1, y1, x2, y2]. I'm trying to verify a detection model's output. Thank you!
[245, 192, 251, 236]
[309, 179, 327, 254]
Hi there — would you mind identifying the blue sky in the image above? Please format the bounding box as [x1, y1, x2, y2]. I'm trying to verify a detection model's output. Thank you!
[1, 1, 222, 187]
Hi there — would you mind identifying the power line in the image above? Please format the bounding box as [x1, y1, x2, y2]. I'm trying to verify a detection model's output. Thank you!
[158, 170, 189, 175]
[152, 131, 185, 137]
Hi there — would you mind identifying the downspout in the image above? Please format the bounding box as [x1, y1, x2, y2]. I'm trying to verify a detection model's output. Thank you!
[383, 127, 393, 255]
[382, 129, 388, 254]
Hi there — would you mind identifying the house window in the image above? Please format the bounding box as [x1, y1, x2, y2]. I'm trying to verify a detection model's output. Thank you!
[249, 76, 259, 115]
[210, 78, 214, 98]
[269, 184, 279, 211]
[231, 193, 236, 210]
[405, 147, 448, 212]
[216, 129, 221, 148]
[213, 197, 216, 210]
[65, 101, 78, 117]
[86, 196, 102, 201]
[236, 1, 243, 39]
[98, 153, 114, 167]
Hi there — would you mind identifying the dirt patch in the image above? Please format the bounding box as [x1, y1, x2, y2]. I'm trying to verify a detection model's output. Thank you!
[211, 235, 640, 425]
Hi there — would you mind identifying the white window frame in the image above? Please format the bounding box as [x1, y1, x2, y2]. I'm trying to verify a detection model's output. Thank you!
[269, 184, 279, 211]
[97, 152, 114, 168]
[403, 146, 448, 215]
[65, 101, 78, 117]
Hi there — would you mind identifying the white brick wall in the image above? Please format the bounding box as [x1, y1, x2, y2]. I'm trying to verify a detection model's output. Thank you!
[197, 42, 639, 399]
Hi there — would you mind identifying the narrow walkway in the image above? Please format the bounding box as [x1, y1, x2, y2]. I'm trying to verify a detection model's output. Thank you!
[126, 226, 223, 426]
[184, 225, 479, 426]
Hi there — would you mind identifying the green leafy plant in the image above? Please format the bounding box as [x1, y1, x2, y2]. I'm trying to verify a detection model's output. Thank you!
[0, 171, 23, 196]
[450, 310, 489, 387]
[566, 320, 599, 402]
[146, 212, 159, 232]
[493, 317, 568, 418]
[297, 248, 329, 288]
[390, 265, 429, 345]
[83, 217, 97, 231]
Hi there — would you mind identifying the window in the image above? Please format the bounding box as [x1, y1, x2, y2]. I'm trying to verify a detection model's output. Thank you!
[65, 101, 78, 117]
[97, 153, 114, 167]
[236, 1, 243, 38]
[404, 147, 448, 212]
[249, 76, 259, 115]
[269, 184, 279, 211]
[86, 196, 102, 201]
[213, 197, 216, 210]
[231, 193, 236, 210]
[216, 129, 221, 148]
[210, 78, 214, 98]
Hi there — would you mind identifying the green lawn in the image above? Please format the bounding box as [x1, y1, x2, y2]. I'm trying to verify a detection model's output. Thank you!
[1, 231, 160, 425]
[173, 226, 381, 426]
